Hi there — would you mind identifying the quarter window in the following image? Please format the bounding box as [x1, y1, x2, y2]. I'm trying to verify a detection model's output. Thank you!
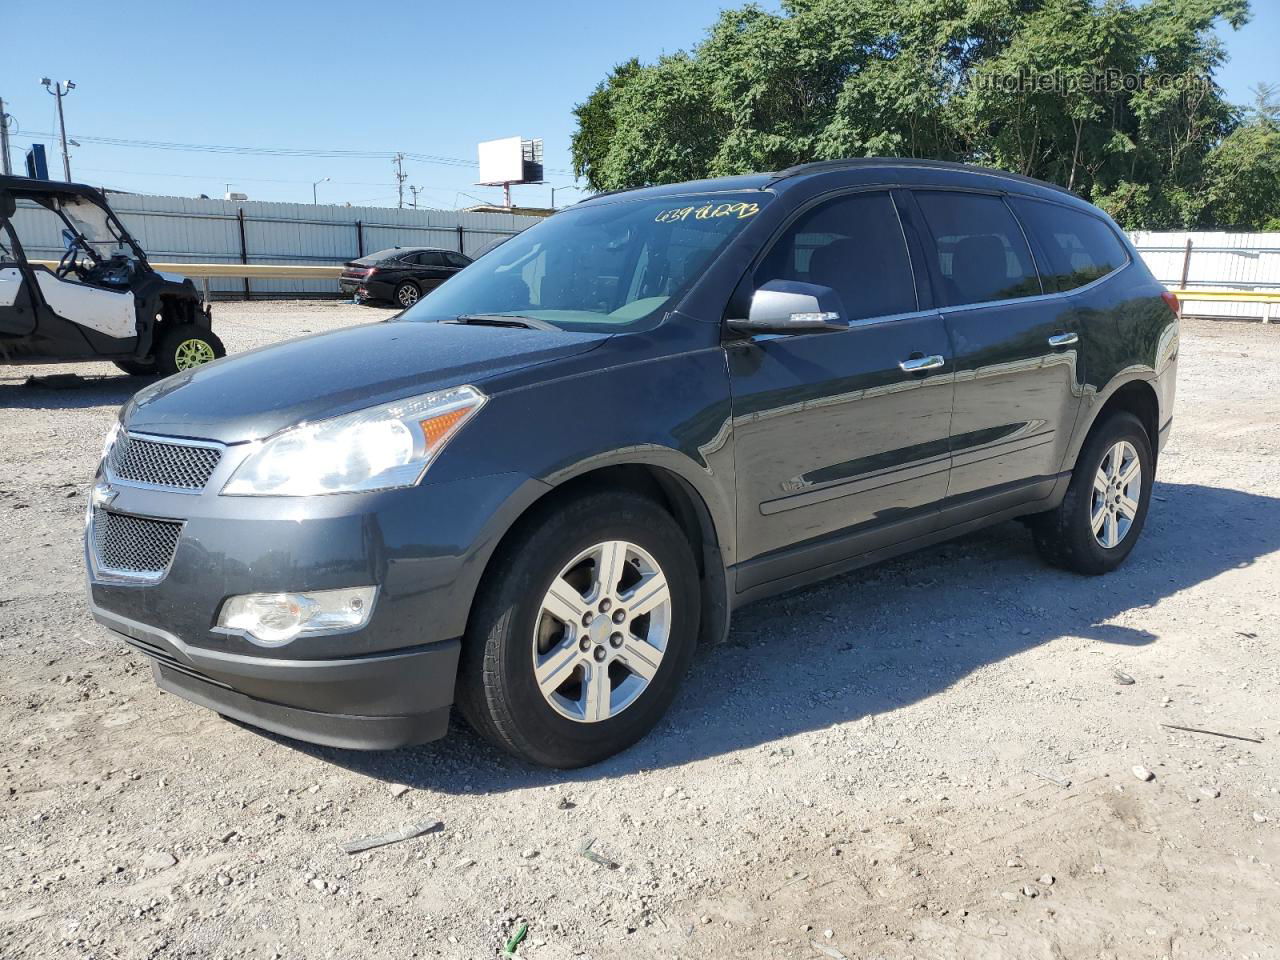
[755, 191, 917, 322]
[1010, 198, 1128, 292]
[913, 191, 1040, 306]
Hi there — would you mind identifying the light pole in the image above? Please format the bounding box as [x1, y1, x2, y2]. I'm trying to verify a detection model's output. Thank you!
[41, 78, 76, 181]
[409, 185, 422, 209]
[312, 176, 330, 205]
[0, 98, 13, 176]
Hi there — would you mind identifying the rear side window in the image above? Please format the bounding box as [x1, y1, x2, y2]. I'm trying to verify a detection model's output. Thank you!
[913, 191, 1040, 306]
[1010, 198, 1128, 292]
[415, 252, 447, 266]
[755, 191, 917, 322]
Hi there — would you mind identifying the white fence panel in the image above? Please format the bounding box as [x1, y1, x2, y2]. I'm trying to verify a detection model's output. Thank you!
[1129, 231, 1280, 320]
[6, 192, 544, 298]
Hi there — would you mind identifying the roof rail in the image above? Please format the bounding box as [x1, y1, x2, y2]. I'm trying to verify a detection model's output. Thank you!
[768, 157, 1078, 197]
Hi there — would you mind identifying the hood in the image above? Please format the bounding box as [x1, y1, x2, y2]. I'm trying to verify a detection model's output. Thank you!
[123, 320, 607, 443]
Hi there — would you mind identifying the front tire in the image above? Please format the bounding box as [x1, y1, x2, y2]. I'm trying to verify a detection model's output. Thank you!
[156, 326, 226, 377]
[1032, 411, 1153, 574]
[457, 490, 700, 768]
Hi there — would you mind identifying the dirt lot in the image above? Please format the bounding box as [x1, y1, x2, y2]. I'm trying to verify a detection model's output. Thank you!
[2, 302, 1277, 960]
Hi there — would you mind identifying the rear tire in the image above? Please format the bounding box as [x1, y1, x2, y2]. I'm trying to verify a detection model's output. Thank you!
[156, 326, 226, 377]
[1032, 411, 1153, 575]
[394, 281, 420, 309]
[457, 490, 700, 768]
[114, 359, 158, 376]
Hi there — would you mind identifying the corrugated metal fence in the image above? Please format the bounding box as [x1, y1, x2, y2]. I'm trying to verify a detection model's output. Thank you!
[8, 193, 545, 298]
[1128, 231, 1280, 320]
[7, 192, 1278, 314]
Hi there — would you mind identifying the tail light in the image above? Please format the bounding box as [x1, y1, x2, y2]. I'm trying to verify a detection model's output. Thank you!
[1161, 290, 1180, 317]
[345, 266, 377, 278]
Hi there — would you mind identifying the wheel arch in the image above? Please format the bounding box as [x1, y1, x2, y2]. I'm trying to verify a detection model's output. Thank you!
[1071, 376, 1161, 468]
[467, 459, 732, 651]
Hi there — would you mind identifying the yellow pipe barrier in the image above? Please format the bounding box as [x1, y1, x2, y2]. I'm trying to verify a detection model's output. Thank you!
[1172, 288, 1280, 302]
[32, 260, 344, 279]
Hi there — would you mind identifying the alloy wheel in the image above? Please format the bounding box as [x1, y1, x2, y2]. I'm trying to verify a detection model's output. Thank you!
[397, 284, 419, 307]
[174, 338, 216, 370]
[1091, 439, 1142, 549]
[531, 540, 672, 723]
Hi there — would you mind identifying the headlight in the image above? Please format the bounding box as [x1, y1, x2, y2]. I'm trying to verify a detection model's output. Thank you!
[222, 385, 486, 496]
[216, 587, 377, 647]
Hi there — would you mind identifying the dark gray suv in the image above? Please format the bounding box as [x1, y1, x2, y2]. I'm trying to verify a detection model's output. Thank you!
[86, 159, 1178, 768]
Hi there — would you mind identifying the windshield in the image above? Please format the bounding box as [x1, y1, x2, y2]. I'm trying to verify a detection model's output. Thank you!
[60, 196, 133, 261]
[401, 191, 769, 332]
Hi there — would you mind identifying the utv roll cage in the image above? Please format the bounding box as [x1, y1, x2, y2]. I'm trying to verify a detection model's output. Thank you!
[0, 175, 221, 375]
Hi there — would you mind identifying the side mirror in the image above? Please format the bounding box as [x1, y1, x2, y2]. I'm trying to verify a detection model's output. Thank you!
[0, 191, 14, 220]
[727, 279, 849, 335]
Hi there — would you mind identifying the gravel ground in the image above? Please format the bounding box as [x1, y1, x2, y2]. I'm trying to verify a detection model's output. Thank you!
[2, 302, 1277, 960]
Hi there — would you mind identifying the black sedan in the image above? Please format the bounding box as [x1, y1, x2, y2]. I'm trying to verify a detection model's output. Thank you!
[339, 247, 472, 307]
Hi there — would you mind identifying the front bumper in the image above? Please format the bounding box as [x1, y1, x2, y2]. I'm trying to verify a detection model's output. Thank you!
[85, 452, 549, 749]
[93, 599, 458, 749]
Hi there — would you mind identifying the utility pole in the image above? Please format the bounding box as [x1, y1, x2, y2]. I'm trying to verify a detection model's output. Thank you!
[0, 97, 13, 176]
[409, 185, 421, 209]
[41, 78, 76, 181]
[393, 153, 407, 209]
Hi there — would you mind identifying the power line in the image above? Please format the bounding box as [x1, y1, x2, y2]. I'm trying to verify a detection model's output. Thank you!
[16, 129, 572, 176]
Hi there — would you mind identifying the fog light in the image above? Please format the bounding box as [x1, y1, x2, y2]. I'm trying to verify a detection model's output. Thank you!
[217, 587, 377, 647]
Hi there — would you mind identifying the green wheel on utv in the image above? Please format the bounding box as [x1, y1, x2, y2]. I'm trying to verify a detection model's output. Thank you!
[115, 326, 226, 377]
[162, 326, 226, 376]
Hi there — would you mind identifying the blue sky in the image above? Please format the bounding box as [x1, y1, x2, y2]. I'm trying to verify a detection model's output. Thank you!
[2, 0, 1274, 210]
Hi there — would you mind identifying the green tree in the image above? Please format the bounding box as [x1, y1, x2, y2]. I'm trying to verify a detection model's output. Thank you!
[569, 0, 1265, 230]
[1200, 83, 1280, 229]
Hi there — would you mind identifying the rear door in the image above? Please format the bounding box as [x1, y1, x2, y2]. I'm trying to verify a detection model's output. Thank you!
[910, 189, 1085, 516]
[414, 251, 451, 290]
[729, 189, 955, 588]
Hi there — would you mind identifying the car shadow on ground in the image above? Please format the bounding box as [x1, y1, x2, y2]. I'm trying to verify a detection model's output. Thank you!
[0, 372, 153, 410]
[241, 478, 1280, 793]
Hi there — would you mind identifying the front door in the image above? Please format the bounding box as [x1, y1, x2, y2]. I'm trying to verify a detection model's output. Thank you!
[910, 189, 1086, 515]
[0, 221, 36, 336]
[728, 190, 954, 592]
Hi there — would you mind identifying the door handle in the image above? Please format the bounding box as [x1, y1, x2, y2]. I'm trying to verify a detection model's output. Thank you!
[899, 354, 945, 373]
[1048, 332, 1079, 347]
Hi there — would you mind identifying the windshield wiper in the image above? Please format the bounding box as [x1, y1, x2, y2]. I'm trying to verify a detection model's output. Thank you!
[445, 313, 560, 332]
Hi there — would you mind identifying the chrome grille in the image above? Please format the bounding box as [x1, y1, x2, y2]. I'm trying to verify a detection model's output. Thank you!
[92, 510, 183, 580]
[108, 433, 221, 490]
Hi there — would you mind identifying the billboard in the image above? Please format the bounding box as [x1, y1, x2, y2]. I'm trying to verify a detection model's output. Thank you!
[478, 137, 543, 185]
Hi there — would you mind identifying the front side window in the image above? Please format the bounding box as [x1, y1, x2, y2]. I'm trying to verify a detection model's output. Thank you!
[403, 191, 770, 332]
[445, 252, 471, 268]
[755, 191, 917, 322]
[1010, 198, 1128, 292]
[914, 191, 1040, 306]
